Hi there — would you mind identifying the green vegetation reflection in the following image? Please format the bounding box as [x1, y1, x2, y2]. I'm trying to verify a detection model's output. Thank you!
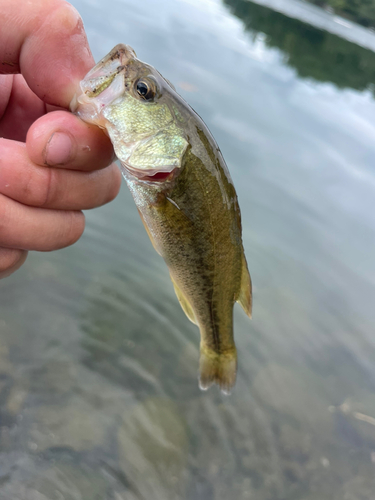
[224, 0, 375, 94]
[306, 0, 375, 29]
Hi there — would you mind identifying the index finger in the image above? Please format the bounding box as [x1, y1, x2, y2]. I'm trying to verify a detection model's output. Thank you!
[0, 0, 93, 107]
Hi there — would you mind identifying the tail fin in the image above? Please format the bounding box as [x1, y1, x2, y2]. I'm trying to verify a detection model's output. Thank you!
[199, 345, 237, 395]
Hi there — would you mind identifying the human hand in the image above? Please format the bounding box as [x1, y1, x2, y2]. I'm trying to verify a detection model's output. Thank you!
[0, 0, 122, 279]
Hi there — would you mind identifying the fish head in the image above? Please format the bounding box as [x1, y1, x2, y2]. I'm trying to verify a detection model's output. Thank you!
[71, 44, 188, 180]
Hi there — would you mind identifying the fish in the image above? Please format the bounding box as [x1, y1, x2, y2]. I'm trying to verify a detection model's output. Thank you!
[70, 44, 252, 394]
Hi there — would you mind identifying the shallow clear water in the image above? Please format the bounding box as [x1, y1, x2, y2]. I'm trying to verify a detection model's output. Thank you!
[1, 0, 375, 498]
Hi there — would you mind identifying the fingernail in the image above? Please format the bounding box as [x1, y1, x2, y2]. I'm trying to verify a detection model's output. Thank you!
[45, 132, 74, 166]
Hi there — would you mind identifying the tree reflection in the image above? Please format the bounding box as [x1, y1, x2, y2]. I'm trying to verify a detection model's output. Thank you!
[224, 0, 375, 94]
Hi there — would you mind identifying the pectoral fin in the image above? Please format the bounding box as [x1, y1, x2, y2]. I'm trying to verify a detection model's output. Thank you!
[137, 209, 161, 256]
[170, 275, 198, 325]
[237, 254, 252, 318]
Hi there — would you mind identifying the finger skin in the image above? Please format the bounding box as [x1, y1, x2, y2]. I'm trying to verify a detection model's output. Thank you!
[0, 0, 94, 107]
[0, 194, 85, 251]
[0, 74, 13, 119]
[0, 248, 28, 279]
[0, 0, 119, 265]
[26, 110, 115, 171]
[0, 139, 121, 210]
[0, 74, 46, 142]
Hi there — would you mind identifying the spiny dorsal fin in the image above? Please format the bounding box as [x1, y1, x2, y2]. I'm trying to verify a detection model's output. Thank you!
[170, 275, 198, 325]
[237, 254, 252, 318]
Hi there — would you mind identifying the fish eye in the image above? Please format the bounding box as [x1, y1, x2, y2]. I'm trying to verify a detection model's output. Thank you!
[135, 79, 155, 101]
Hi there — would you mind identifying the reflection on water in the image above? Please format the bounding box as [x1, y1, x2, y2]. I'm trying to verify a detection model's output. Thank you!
[224, 0, 375, 93]
[1, 0, 375, 498]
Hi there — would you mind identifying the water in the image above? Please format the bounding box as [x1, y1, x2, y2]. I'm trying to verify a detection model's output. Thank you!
[1, 0, 375, 498]
[241, 0, 375, 52]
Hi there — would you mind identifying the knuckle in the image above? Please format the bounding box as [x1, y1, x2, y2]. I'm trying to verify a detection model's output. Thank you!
[19, 167, 55, 208]
[39, 168, 56, 207]
[0, 249, 27, 278]
[42, 211, 84, 251]
[0, 195, 11, 233]
[101, 165, 122, 205]
[59, 211, 85, 249]
[108, 167, 122, 202]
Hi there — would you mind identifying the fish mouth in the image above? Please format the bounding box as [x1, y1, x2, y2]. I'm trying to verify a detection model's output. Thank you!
[78, 44, 135, 97]
[140, 170, 176, 182]
[120, 162, 178, 183]
[71, 44, 137, 121]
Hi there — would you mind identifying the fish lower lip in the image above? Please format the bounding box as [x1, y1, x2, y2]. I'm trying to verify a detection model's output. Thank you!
[122, 163, 178, 182]
[142, 171, 174, 181]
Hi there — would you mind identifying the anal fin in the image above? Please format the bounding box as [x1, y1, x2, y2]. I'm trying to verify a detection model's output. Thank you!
[237, 254, 252, 318]
[170, 275, 198, 325]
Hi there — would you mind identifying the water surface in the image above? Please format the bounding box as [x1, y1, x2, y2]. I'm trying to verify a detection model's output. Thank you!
[1, 0, 375, 498]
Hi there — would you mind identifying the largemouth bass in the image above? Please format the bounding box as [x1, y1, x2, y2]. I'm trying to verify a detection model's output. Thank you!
[71, 44, 252, 394]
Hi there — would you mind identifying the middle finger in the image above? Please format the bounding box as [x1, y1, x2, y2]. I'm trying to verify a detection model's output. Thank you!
[0, 139, 121, 210]
[0, 194, 85, 251]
